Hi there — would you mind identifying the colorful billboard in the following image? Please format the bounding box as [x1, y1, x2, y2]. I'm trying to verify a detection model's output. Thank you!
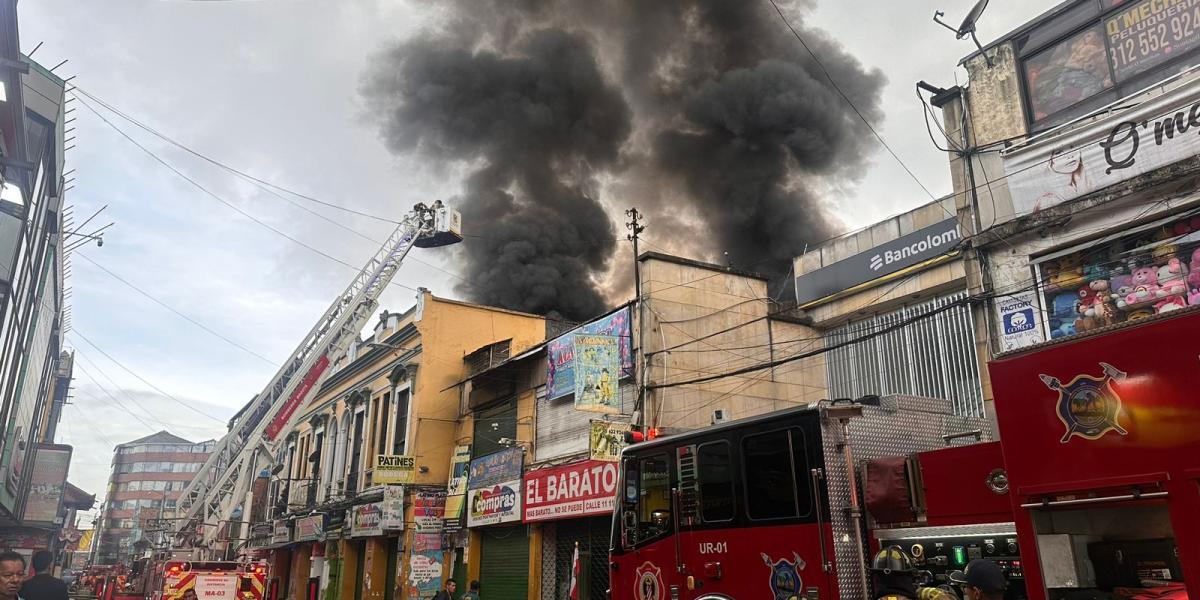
[444, 444, 471, 533]
[574, 335, 620, 413]
[467, 480, 522, 527]
[523, 460, 618, 522]
[467, 447, 523, 489]
[350, 503, 383, 537]
[589, 420, 630, 462]
[412, 490, 446, 534]
[546, 307, 633, 400]
[23, 444, 71, 523]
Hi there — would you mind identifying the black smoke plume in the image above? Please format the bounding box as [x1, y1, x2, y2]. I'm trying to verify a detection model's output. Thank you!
[363, 0, 885, 318]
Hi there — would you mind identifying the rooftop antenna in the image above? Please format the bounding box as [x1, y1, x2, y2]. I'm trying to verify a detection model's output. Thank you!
[934, 0, 993, 68]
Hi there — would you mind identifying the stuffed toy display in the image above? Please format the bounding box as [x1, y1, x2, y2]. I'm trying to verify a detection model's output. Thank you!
[1124, 266, 1160, 306]
[1157, 258, 1189, 297]
[1155, 295, 1187, 314]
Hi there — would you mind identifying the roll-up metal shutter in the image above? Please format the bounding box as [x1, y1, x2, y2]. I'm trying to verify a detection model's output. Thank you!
[479, 525, 529, 600]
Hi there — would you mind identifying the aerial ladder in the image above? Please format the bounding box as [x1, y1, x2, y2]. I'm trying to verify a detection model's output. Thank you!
[172, 201, 462, 557]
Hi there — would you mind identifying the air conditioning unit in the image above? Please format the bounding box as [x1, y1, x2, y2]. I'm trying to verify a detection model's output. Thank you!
[712, 409, 727, 425]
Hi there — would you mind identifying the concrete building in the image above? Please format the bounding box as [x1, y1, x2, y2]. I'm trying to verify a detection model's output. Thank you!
[97, 432, 214, 565]
[251, 291, 544, 600]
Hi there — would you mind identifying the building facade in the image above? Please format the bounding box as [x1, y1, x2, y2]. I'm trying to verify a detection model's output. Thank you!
[251, 291, 545, 600]
[96, 432, 214, 565]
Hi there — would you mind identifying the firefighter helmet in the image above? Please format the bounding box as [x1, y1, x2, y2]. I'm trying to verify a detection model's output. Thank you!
[871, 546, 915, 574]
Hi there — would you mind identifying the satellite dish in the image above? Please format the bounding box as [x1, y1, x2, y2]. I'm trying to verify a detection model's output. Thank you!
[957, 0, 990, 38]
[934, 0, 994, 67]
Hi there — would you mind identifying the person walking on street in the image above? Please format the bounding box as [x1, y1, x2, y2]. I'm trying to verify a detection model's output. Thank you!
[0, 552, 26, 600]
[432, 580, 457, 600]
[20, 551, 67, 600]
[461, 580, 480, 600]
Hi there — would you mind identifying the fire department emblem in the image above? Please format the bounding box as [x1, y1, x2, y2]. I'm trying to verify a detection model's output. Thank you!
[634, 561, 664, 600]
[1040, 362, 1129, 443]
[761, 552, 805, 600]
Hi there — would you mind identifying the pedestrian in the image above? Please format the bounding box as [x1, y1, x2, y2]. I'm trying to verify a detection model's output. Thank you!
[432, 580, 456, 600]
[20, 552, 66, 600]
[0, 551, 26, 600]
[950, 560, 1006, 600]
[461, 580, 480, 600]
[869, 546, 957, 600]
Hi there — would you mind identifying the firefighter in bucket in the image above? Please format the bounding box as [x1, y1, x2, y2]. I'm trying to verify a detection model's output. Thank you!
[871, 546, 958, 600]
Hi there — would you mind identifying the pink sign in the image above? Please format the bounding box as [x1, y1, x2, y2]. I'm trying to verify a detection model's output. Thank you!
[523, 460, 618, 522]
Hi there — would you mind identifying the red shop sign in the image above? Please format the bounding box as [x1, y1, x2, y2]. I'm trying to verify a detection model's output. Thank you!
[523, 460, 618, 522]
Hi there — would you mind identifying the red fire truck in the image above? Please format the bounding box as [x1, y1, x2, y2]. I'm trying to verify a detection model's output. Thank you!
[609, 311, 1200, 600]
[157, 561, 269, 600]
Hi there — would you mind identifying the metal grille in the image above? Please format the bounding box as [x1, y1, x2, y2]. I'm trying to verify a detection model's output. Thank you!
[825, 290, 983, 416]
[540, 519, 611, 600]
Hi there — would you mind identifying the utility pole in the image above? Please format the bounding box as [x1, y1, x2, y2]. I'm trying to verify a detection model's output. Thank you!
[625, 208, 646, 430]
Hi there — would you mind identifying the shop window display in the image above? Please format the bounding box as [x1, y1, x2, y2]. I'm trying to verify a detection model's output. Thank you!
[1041, 213, 1200, 339]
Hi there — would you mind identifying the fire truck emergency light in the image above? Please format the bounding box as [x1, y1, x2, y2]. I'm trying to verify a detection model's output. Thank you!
[625, 428, 660, 444]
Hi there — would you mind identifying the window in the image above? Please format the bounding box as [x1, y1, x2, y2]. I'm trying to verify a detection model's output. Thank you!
[1024, 25, 1114, 122]
[473, 398, 516, 459]
[377, 393, 390, 456]
[630, 454, 671, 545]
[742, 429, 813, 521]
[697, 442, 735, 523]
[392, 389, 410, 455]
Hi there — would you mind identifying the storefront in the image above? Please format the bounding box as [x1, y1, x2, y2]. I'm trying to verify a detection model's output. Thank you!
[524, 460, 618, 600]
[343, 488, 404, 600]
[466, 448, 527, 600]
[987, 311, 1200, 600]
[267, 519, 293, 600]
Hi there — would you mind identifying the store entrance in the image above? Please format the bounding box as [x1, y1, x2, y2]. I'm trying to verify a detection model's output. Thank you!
[1031, 501, 1184, 600]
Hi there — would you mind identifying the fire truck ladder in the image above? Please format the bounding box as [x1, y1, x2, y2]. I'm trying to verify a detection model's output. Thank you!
[173, 201, 461, 554]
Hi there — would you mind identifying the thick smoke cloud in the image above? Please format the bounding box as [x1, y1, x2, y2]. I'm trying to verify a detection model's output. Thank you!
[363, 0, 885, 317]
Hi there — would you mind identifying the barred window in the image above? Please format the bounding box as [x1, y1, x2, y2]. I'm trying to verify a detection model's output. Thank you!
[824, 290, 982, 417]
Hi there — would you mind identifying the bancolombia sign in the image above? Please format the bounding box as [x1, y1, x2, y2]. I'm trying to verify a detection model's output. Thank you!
[794, 217, 961, 304]
[467, 481, 522, 527]
[1002, 75, 1200, 217]
[523, 460, 617, 522]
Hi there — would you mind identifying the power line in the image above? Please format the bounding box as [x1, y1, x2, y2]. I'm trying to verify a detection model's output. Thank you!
[74, 252, 276, 365]
[69, 329, 229, 425]
[767, 0, 939, 203]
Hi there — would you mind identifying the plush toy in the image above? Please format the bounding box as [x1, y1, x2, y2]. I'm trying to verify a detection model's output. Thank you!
[1083, 280, 1108, 317]
[1074, 286, 1100, 332]
[1125, 265, 1161, 305]
[1048, 256, 1084, 290]
[1126, 308, 1155, 321]
[1049, 292, 1079, 339]
[1189, 288, 1200, 307]
[1158, 258, 1189, 296]
[1188, 248, 1200, 289]
[1155, 295, 1187, 314]
[1111, 274, 1135, 308]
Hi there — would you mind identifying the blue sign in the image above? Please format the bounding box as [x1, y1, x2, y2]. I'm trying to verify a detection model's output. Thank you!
[546, 307, 633, 400]
[467, 447, 523, 489]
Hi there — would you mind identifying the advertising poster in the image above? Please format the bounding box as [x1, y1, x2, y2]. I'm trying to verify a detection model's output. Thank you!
[271, 520, 291, 545]
[23, 444, 71, 523]
[412, 533, 441, 553]
[467, 480, 522, 527]
[546, 307, 633, 399]
[350, 503, 383, 538]
[413, 490, 446, 534]
[375, 455, 417, 485]
[294, 514, 325, 542]
[443, 496, 465, 533]
[447, 445, 471, 495]
[467, 448, 523, 489]
[1106, 0, 1200, 80]
[523, 460, 618, 522]
[381, 486, 405, 531]
[574, 335, 620, 413]
[407, 551, 444, 600]
[995, 291, 1044, 353]
[589, 420, 630, 462]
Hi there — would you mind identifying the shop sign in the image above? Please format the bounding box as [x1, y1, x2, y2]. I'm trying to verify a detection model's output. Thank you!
[413, 490, 446, 534]
[447, 445, 471, 495]
[466, 480, 522, 527]
[374, 455, 416, 485]
[589, 420, 630, 462]
[23, 444, 71, 523]
[271, 520, 291, 545]
[412, 533, 441, 553]
[381, 486, 405, 531]
[523, 460, 618, 522]
[294, 514, 325, 542]
[467, 447, 523, 490]
[1002, 79, 1200, 217]
[443, 495, 465, 533]
[0, 528, 51, 550]
[547, 307, 633, 400]
[793, 218, 962, 305]
[995, 291, 1045, 352]
[574, 335, 621, 414]
[406, 551, 443, 600]
[350, 503, 383, 538]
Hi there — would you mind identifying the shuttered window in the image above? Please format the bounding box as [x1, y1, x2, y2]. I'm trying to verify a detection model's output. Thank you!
[479, 525, 529, 600]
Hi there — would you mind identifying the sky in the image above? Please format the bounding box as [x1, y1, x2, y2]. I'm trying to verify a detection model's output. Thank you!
[18, 0, 1048, 525]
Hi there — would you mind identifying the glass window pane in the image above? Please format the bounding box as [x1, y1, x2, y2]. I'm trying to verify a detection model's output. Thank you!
[698, 442, 734, 522]
[742, 430, 798, 520]
[1024, 24, 1114, 121]
[638, 455, 672, 542]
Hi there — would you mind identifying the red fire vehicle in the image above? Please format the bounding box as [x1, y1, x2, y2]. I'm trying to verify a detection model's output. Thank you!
[610, 311, 1200, 600]
[157, 561, 269, 600]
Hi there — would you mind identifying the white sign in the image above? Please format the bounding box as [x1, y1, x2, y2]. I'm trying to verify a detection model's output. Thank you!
[195, 574, 237, 600]
[995, 291, 1045, 352]
[466, 480, 522, 527]
[381, 486, 405, 530]
[1003, 76, 1200, 216]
